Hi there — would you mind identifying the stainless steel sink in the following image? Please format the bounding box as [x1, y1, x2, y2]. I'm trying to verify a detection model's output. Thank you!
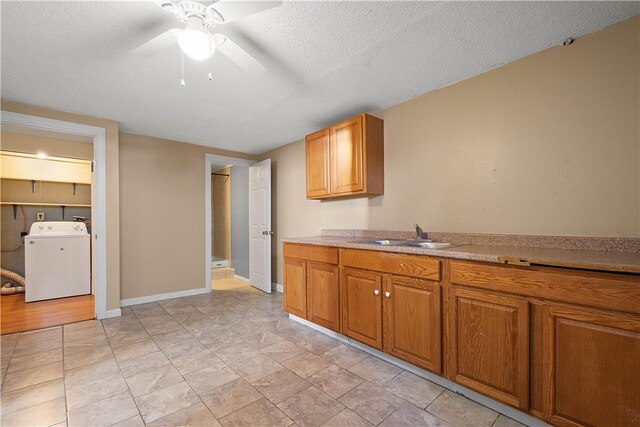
[402, 241, 466, 249]
[352, 239, 407, 245]
[350, 239, 465, 250]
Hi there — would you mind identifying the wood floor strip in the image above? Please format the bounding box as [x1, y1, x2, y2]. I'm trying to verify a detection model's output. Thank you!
[1, 294, 94, 335]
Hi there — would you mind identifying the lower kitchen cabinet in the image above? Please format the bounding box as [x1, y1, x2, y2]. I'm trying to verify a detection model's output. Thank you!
[542, 304, 640, 427]
[383, 275, 441, 372]
[283, 243, 640, 426]
[283, 258, 307, 318]
[341, 267, 383, 349]
[307, 262, 340, 331]
[448, 287, 529, 410]
[283, 243, 340, 331]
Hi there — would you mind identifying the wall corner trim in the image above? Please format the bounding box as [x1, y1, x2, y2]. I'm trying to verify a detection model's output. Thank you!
[120, 287, 206, 307]
[234, 275, 250, 283]
[97, 308, 122, 319]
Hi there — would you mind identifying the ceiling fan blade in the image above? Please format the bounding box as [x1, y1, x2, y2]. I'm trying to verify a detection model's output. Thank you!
[215, 35, 266, 74]
[212, 1, 281, 23]
[132, 28, 181, 57]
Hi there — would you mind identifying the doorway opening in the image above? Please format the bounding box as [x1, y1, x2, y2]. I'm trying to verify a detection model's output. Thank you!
[204, 154, 253, 293]
[0, 124, 98, 333]
[210, 165, 243, 283]
[204, 154, 273, 294]
[1, 110, 109, 327]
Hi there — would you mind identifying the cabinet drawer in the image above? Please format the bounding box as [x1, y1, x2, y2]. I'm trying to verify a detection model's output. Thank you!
[283, 243, 339, 265]
[450, 260, 640, 315]
[341, 249, 440, 281]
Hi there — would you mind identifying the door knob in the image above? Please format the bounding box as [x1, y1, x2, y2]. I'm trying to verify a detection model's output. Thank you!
[374, 290, 380, 295]
[385, 291, 391, 298]
[262, 230, 274, 236]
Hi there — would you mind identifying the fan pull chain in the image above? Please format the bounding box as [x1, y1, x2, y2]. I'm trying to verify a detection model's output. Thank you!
[180, 51, 186, 87]
[208, 36, 213, 80]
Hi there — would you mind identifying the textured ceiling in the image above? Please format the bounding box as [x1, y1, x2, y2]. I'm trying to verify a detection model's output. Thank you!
[1, 1, 638, 155]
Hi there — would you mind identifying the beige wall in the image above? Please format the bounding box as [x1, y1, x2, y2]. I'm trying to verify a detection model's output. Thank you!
[119, 133, 253, 300]
[262, 17, 640, 285]
[212, 168, 231, 261]
[1, 100, 121, 310]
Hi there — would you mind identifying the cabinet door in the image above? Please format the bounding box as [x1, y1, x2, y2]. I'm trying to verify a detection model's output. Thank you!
[449, 287, 529, 410]
[307, 262, 340, 332]
[306, 128, 331, 198]
[542, 305, 640, 427]
[283, 258, 306, 318]
[331, 116, 364, 195]
[341, 268, 383, 349]
[384, 276, 441, 373]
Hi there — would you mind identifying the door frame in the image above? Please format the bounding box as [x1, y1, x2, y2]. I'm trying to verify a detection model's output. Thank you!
[204, 153, 255, 292]
[1, 110, 109, 318]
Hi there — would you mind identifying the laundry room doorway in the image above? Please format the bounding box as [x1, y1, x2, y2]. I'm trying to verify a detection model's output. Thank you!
[0, 123, 99, 333]
[0, 110, 110, 330]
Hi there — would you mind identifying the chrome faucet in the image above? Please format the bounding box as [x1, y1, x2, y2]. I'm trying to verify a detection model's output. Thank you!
[414, 224, 424, 240]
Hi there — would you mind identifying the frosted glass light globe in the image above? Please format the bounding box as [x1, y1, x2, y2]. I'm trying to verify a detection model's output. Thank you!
[178, 27, 215, 60]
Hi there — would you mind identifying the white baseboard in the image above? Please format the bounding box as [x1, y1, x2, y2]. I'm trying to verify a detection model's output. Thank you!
[271, 282, 283, 293]
[234, 275, 250, 283]
[96, 308, 121, 319]
[288, 314, 550, 427]
[120, 287, 206, 307]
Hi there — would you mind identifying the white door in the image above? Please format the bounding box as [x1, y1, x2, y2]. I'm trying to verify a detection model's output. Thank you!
[249, 159, 272, 293]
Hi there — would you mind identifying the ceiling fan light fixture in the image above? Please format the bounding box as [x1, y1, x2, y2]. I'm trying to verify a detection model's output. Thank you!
[177, 26, 215, 60]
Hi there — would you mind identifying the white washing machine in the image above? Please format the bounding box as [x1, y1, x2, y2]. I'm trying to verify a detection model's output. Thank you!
[25, 221, 91, 302]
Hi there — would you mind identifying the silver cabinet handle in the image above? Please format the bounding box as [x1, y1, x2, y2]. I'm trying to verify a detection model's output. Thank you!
[374, 290, 380, 295]
[385, 291, 391, 298]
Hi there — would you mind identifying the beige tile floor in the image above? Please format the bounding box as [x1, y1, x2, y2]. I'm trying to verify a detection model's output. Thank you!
[0, 279, 526, 427]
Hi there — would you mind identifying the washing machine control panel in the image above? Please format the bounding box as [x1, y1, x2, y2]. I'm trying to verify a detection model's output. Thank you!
[28, 221, 88, 236]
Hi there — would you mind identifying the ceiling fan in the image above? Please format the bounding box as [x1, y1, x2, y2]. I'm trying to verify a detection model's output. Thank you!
[133, 0, 281, 83]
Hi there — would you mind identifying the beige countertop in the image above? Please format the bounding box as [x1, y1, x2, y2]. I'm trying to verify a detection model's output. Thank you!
[281, 235, 640, 274]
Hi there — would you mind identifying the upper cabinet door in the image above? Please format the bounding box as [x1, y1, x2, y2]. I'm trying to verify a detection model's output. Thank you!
[306, 128, 331, 198]
[331, 116, 364, 195]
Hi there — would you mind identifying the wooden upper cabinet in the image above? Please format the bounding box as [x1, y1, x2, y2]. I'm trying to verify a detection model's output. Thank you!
[305, 113, 383, 199]
[283, 258, 307, 318]
[305, 128, 331, 198]
[341, 267, 383, 349]
[542, 304, 640, 427]
[449, 287, 529, 410]
[383, 275, 441, 373]
[307, 262, 340, 332]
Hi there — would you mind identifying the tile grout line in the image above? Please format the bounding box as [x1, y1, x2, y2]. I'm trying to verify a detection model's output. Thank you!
[61, 324, 69, 426]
